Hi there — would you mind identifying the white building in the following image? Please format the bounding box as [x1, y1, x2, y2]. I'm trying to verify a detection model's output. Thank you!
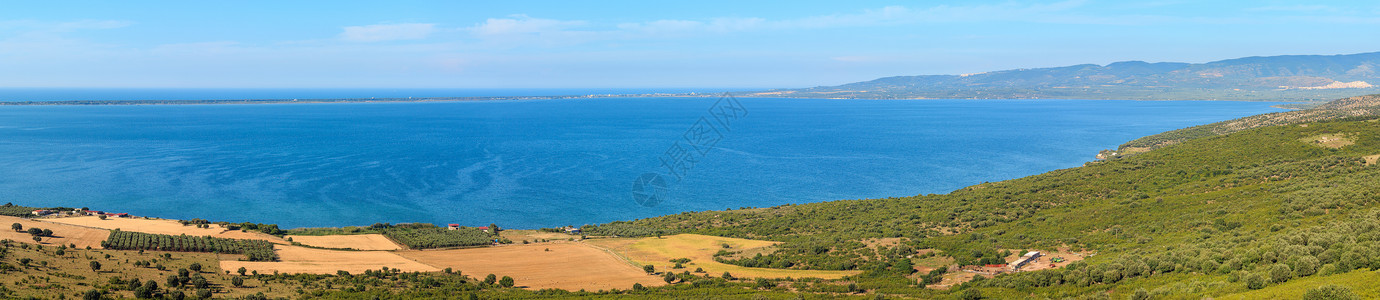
[1008, 251, 1043, 270]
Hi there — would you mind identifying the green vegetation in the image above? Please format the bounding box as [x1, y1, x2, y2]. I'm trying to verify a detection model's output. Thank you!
[101, 230, 278, 261]
[579, 222, 664, 237]
[1115, 94, 1380, 153]
[383, 227, 500, 249]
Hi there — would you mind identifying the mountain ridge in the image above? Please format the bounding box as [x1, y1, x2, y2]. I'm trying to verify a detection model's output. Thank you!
[750, 52, 1380, 101]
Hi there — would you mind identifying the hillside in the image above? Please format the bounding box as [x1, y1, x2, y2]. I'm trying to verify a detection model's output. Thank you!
[748, 52, 1380, 101]
[611, 94, 1380, 298]
[1105, 94, 1380, 157]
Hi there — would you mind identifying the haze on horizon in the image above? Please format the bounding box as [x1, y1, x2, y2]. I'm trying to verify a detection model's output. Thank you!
[3, 0, 1378, 89]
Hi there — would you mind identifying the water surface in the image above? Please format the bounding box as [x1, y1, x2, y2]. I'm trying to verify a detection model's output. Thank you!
[0, 98, 1284, 228]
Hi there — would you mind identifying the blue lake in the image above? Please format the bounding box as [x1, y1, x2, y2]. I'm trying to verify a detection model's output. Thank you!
[0, 98, 1284, 228]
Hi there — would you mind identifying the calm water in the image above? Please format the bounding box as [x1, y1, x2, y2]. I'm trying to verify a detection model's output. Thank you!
[0, 98, 1284, 228]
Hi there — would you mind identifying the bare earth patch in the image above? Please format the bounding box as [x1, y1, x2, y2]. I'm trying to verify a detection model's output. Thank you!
[1364, 154, 1380, 166]
[45, 216, 286, 243]
[221, 245, 437, 275]
[397, 242, 663, 291]
[500, 229, 573, 244]
[1300, 134, 1355, 149]
[585, 234, 860, 280]
[0, 216, 109, 248]
[286, 234, 400, 250]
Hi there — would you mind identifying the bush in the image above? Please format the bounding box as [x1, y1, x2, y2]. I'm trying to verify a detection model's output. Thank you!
[1303, 285, 1359, 300]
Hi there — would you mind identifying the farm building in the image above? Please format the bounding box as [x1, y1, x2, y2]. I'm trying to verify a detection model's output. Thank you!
[31, 210, 52, 216]
[1008, 251, 1042, 270]
[447, 224, 460, 230]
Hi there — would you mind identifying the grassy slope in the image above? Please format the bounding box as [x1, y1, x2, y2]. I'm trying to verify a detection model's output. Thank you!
[616, 96, 1380, 298]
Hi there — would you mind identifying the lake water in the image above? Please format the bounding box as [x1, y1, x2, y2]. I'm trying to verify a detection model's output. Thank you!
[0, 98, 1284, 228]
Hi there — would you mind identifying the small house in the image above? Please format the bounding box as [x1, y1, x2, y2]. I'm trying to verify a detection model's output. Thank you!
[31, 210, 51, 216]
[447, 224, 460, 230]
[564, 227, 582, 234]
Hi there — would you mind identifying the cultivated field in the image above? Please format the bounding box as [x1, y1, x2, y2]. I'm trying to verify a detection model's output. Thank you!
[220, 245, 438, 274]
[44, 216, 286, 243]
[285, 234, 401, 250]
[397, 242, 664, 291]
[0, 215, 109, 248]
[585, 234, 861, 280]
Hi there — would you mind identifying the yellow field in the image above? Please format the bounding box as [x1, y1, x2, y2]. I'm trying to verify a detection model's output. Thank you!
[220, 245, 438, 274]
[286, 234, 401, 250]
[397, 242, 663, 291]
[585, 234, 860, 280]
[44, 216, 287, 243]
[0, 215, 110, 248]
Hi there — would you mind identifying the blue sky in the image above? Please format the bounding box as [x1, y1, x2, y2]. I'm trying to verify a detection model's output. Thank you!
[2, 1, 1378, 89]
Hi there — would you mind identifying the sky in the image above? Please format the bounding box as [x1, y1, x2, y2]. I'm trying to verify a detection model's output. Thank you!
[2, 1, 1379, 89]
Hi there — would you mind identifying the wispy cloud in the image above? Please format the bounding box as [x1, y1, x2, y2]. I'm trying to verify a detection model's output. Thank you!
[339, 23, 436, 42]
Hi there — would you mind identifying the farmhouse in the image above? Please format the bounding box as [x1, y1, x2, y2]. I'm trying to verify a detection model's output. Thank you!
[1008, 251, 1042, 270]
[447, 224, 460, 230]
[31, 210, 52, 216]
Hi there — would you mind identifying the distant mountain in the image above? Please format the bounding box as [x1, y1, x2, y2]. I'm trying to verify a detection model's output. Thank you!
[750, 52, 1380, 101]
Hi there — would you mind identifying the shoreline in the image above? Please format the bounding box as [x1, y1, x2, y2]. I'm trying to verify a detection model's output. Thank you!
[0, 93, 1330, 106]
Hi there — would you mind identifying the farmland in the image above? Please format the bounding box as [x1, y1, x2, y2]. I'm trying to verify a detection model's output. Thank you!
[585, 234, 861, 280]
[396, 242, 665, 291]
[384, 227, 496, 249]
[0, 215, 110, 248]
[220, 245, 439, 275]
[103, 230, 278, 261]
[285, 234, 401, 250]
[44, 216, 285, 243]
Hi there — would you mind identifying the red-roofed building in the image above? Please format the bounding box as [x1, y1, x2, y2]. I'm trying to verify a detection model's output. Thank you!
[447, 224, 460, 230]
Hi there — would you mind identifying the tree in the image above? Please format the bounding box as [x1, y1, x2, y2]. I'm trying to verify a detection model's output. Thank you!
[32, 236, 41, 243]
[238, 266, 247, 276]
[82, 290, 102, 300]
[722, 271, 733, 280]
[192, 275, 208, 289]
[484, 274, 497, 285]
[958, 288, 984, 300]
[1270, 264, 1293, 284]
[1245, 273, 1266, 290]
[166, 275, 180, 288]
[1131, 288, 1150, 300]
[643, 264, 655, 274]
[663, 271, 676, 283]
[41, 229, 52, 237]
[196, 289, 212, 299]
[10, 223, 20, 232]
[89, 261, 101, 272]
[27, 228, 41, 236]
[188, 263, 202, 272]
[1303, 285, 1359, 300]
[632, 283, 646, 291]
[99, 215, 107, 220]
[232, 276, 244, 287]
[499, 276, 514, 288]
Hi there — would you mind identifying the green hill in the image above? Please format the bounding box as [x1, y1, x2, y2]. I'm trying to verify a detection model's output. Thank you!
[610, 94, 1380, 299]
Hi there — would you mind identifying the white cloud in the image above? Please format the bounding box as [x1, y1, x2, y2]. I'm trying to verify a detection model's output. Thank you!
[339, 23, 436, 42]
[1247, 5, 1338, 13]
[470, 15, 585, 36]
